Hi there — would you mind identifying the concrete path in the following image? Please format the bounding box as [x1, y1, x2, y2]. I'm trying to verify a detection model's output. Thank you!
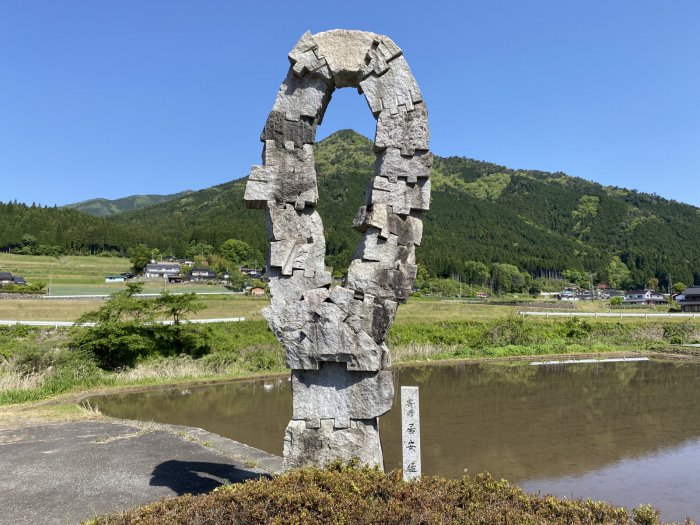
[0, 420, 283, 525]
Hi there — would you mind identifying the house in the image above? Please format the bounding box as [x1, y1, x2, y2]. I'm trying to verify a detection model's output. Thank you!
[558, 289, 578, 301]
[189, 267, 217, 282]
[476, 292, 489, 299]
[105, 275, 125, 283]
[0, 271, 25, 286]
[623, 289, 666, 306]
[240, 267, 263, 279]
[250, 287, 265, 296]
[680, 287, 700, 313]
[144, 262, 181, 279]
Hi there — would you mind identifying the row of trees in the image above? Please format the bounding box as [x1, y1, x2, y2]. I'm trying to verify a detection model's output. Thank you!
[438, 258, 690, 297]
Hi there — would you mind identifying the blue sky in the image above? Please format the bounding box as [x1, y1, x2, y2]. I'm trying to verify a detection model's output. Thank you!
[1, 1, 698, 207]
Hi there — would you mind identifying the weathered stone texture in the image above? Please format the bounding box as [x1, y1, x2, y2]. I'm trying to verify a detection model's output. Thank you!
[375, 102, 429, 155]
[291, 363, 394, 423]
[346, 259, 417, 303]
[283, 418, 384, 469]
[360, 55, 422, 116]
[244, 141, 318, 209]
[247, 29, 429, 470]
[272, 69, 333, 123]
[376, 148, 432, 183]
[352, 204, 424, 246]
[288, 31, 332, 81]
[368, 176, 431, 215]
[260, 111, 316, 149]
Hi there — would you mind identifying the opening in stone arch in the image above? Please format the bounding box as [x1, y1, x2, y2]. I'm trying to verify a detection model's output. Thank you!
[313, 89, 379, 275]
[244, 29, 430, 470]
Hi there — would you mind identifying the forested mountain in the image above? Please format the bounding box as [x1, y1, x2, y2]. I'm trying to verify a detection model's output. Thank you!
[2, 130, 699, 288]
[64, 191, 192, 217]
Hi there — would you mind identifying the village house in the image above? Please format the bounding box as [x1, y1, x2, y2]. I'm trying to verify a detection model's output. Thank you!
[623, 289, 666, 306]
[680, 287, 700, 313]
[240, 266, 263, 279]
[189, 267, 217, 282]
[144, 262, 182, 279]
[0, 271, 25, 286]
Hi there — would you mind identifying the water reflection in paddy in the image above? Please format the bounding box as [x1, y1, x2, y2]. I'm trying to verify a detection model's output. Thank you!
[93, 360, 700, 522]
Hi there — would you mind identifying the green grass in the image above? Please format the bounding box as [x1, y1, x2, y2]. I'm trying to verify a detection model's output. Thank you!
[0, 253, 131, 285]
[2, 314, 699, 406]
[46, 282, 230, 296]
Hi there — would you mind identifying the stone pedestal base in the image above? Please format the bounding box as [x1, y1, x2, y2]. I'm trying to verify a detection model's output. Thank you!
[283, 418, 384, 470]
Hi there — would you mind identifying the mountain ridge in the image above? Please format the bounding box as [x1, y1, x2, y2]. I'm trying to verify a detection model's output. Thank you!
[64, 191, 193, 217]
[1, 129, 698, 288]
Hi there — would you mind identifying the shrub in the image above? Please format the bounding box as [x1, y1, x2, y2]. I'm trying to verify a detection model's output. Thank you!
[68, 287, 211, 369]
[564, 317, 592, 339]
[662, 322, 693, 345]
[88, 464, 649, 525]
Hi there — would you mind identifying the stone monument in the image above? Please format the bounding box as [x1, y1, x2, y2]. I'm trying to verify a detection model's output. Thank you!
[244, 29, 430, 470]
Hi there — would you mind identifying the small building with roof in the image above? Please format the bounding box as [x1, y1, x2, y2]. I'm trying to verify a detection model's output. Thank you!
[623, 289, 666, 306]
[144, 262, 182, 279]
[680, 287, 700, 313]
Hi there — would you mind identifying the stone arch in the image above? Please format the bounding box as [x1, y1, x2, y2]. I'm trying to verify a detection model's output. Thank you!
[244, 29, 430, 469]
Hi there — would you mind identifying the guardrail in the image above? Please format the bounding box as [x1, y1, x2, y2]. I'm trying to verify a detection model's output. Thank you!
[519, 311, 699, 318]
[0, 317, 245, 328]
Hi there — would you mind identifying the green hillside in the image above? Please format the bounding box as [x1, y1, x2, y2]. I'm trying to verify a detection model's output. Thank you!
[2, 130, 699, 288]
[64, 191, 192, 217]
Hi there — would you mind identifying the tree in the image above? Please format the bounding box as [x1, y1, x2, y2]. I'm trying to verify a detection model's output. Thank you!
[186, 242, 214, 260]
[220, 239, 253, 267]
[673, 282, 687, 294]
[463, 261, 489, 287]
[226, 268, 248, 291]
[562, 269, 588, 288]
[128, 244, 151, 273]
[154, 292, 204, 325]
[605, 256, 632, 290]
[415, 264, 430, 289]
[491, 263, 523, 294]
[69, 286, 209, 369]
[647, 277, 659, 291]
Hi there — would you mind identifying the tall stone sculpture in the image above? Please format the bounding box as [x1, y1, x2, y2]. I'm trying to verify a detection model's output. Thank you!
[244, 29, 430, 470]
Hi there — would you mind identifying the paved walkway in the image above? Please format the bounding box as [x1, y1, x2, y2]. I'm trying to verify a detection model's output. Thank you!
[0, 420, 283, 525]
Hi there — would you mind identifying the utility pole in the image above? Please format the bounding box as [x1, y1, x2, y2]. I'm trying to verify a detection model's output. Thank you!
[668, 274, 673, 295]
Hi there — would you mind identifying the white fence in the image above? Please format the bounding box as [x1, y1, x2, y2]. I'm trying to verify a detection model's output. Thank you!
[0, 317, 245, 328]
[520, 311, 700, 319]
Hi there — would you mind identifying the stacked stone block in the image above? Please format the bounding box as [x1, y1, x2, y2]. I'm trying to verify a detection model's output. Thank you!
[244, 29, 430, 470]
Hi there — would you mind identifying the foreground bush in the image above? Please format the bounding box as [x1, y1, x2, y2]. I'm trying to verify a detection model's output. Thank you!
[86, 464, 663, 525]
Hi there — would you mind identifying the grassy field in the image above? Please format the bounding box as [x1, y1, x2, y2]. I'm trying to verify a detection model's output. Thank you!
[0, 295, 270, 322]
[0, 253, 131, 284]
[0, 293, 690, 324]
[0, 253, 232, 297]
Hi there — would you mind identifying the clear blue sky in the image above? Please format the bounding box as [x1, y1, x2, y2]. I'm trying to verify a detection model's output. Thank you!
[1, 1, 698, 207]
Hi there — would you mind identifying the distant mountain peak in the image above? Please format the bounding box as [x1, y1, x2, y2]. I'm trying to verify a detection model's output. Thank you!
[64, 191, 192, 217]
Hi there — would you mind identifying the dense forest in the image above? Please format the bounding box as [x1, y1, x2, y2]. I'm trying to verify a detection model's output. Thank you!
[2, 130, 699, 289]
